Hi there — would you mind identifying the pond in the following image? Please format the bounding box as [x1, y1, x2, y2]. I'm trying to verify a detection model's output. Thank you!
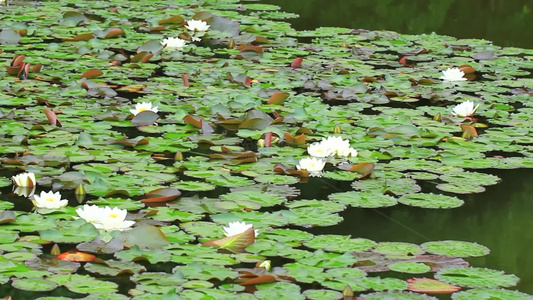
[0, 0, 532, 299]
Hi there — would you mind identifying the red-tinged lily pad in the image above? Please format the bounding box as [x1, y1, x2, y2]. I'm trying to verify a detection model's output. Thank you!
[240, 274, 277, 286]
[291, 57, 303, 68]
[284, 132, 306, 147]
[183, 114, 203, 128]
[44, 109, 62, 127]
[407, 278, 460, 294]
[267, 92, 289, 105]
[80, 69, 103, 79]
[102, 28, 125, 39]
[57, 251, 96, 262]
[346, 162, 375, 178]
[141, 188, 181, 203]
[63, 33, 95, 41]
[131, 51, 153, 63]
[203, 227, 255, 254]
[158, 15, 184, 25]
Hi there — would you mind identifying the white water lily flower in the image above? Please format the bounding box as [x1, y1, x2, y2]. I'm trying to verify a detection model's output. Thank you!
[12, 172, 36, 187]
[336, 146, 358, 158]
[76, 204, 104, 224]
[129, 102, 158, 116]
[296, 157, 326, 174]
[185, 19, 210, 32]
[93, 206, 135, 231]
[32, 191, 68, 209]
[321, 136, 357, 157]
[452, 101, 480, 118]
[223, 221, 258, 237]
[162, 37, 186, 49]
[307, 142, 334, 158]
[440, 67, 467, 82]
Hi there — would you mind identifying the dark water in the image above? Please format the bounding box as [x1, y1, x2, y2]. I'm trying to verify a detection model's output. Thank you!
[263, 0, 533, 293]
[303, 169, 533, 293]
[263, 0, 533, 48]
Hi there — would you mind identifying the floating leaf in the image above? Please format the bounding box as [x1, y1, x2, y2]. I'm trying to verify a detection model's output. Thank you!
[203, 227, 255, 254]
[131, 111, 159, 126]
[80, 69, 103, 79]
[267, 92, 289, 105]
[421, 240, 490, 258]
[119, 225, 169, 249]
[141, 187, 181, 203]
[57, 251, 96, 262]
[435, 267, 520, 288]
[406, 278, 460, 294]
[398, 193, 464, 209]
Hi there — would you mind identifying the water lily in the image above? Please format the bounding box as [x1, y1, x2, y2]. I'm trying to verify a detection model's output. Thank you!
[93, 206, 135, 231]
[307, 142, 334, 158]
[223, 221, 258, 237]
[336, 146, 358, 158]
[129, 102, 158, 116]
[12, 172, 36, 187]
[185, 19, 210, 32]
[440, 67, 467, 82]
[76, 204, 104, 224]
[308, 136, 358, 158]
[32, 191, 68, 209]
[258, 260, 271, 271]
[296, 157, 326, 176]
[452, 101, 480, 117]
[162, 37, 186, 49]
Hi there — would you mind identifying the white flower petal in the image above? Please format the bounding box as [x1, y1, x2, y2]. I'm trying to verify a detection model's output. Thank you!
[223, 221, 258, 237]
[12, 172, 36, 187]
[452, 100, 479, 117]
[440, 67, 467, 82]
[130, 102, 158, 116]
[185, 20, 210, 32]
[162, 37, 187, 49]
[296, 157, 326, 173]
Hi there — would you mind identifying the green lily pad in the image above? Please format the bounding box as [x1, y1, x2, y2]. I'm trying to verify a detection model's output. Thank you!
[328, 191, 398, 208]
[389, 262, 431, 274]
[398, 193, 464, 209]
[421, 240, 490, 258]
[451, 288, 533, 300]
[435, 267, 520, 288]
[304, 235, 376, 252]
[12, 278, 58, 292]
[302, 289, 343, 300]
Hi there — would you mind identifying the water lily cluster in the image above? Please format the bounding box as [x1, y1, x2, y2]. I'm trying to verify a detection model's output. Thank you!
[295, 136, 359, 177]
[307, 136, 358, 158]
[161, 19, 210, 50]
[76, 204, 135, 231]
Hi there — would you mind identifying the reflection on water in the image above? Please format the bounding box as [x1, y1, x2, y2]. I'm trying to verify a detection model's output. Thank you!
[263, 0, 533, 48]
[305, 169, 533, 293]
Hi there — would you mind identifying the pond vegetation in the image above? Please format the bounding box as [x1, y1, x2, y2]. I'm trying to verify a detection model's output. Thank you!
[0, 0, 532, 299]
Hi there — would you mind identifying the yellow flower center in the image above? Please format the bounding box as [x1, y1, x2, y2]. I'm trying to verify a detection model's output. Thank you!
[109, 213, 118, 219]
[45, 197, 55, 202]
[138, 108, 147, 112]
